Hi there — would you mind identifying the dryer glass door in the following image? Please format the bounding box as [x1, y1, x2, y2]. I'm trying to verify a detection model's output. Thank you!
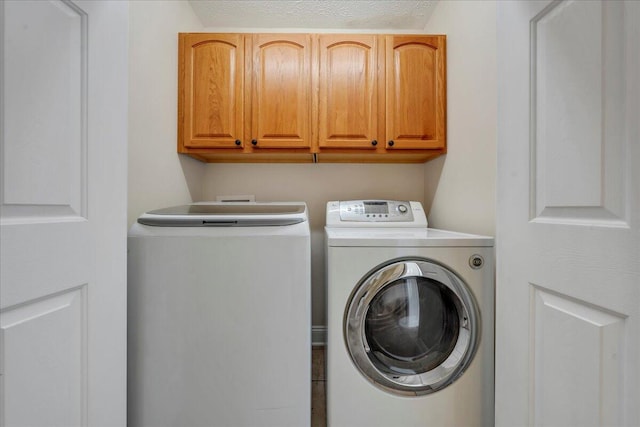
[344, 258, 480, 396]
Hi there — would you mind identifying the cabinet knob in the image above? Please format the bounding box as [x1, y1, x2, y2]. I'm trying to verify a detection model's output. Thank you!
[371, 140, 378, 146]
[251, 139, 258, 146]
[235, 139, 241, 146]
[388, 140, 395, 147]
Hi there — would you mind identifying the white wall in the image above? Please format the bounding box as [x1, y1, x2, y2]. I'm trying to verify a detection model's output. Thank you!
[128, 1, 205, 226]
[423, 0, 497, 237]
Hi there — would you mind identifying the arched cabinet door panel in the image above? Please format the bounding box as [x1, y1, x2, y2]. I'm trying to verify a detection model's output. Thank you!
[179, 33, 245, 149]
[251, 34, 312, 149]
[385, 35, 446, 150]
[318, 34, 382, 149]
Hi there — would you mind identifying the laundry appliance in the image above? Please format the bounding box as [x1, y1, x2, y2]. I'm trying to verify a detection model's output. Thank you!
[128, 202, 310, 427]
[325, 200, 494, 426]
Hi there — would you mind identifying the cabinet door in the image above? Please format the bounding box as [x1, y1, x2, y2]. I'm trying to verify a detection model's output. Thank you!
[251, 34, 311, 148]
[318, 35, 382, 149]
[385, 35, 446, 150]
[179, 33, 244, 149]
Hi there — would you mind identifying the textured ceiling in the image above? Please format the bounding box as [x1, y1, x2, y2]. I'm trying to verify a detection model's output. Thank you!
[188, 0, 438, 30]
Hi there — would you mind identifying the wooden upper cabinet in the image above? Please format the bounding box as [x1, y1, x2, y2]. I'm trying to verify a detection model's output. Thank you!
[317, 35, 382, 149]
[179, 33, 245, 149]
[177, 33, 446, 163]
[250, 34, 312, 148]
[385, 35, 446, 150]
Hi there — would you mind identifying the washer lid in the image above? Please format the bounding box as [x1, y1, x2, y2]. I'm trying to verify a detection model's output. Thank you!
[137, 202, 307, 227]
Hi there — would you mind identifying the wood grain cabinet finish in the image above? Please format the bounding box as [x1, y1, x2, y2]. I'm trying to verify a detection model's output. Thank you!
[179, 33, 245, 149]
[314, 34, 446, 162]
[178, 33, 446, 163]
[179, 33, 313, 162]
[250, 34, 312, 149]
[317, 34, 382, 149]
[385, 35, 446, 150]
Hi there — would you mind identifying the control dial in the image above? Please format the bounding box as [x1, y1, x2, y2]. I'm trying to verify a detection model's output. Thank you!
[397, 204, 408, 214]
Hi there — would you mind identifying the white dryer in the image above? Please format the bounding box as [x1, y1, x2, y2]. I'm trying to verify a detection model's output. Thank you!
[325, 200, 494, 427]
[128, 202, 310, 427]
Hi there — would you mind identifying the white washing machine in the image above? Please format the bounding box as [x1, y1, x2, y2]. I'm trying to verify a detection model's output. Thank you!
[128, 202, 310, 427]
[325, 200, 494, 427]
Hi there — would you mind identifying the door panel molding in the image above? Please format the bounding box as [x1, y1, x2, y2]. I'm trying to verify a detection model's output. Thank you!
[529, 0, 629, 227]
[1, 285, 88, 427]
[530, 284, 625, 426]
[496, 1, 639, 425]
[1, 0, 128, 423]
[1, 0, 88, 220]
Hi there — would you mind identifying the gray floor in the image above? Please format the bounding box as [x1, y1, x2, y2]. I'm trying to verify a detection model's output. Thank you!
[311, 347, 326, 427]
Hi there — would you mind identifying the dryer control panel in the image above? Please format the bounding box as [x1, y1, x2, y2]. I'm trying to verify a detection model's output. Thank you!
[326, 200, 428, 227]
[340, 200, 413, 222]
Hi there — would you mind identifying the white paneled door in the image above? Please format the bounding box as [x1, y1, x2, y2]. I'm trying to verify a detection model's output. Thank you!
[1, 1, 128, 425]
[496, 1, 639, 426]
